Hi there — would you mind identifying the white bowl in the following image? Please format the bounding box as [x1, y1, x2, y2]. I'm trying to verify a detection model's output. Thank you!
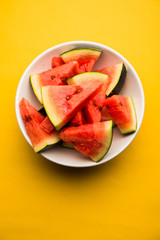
[15, 41, 145, 168]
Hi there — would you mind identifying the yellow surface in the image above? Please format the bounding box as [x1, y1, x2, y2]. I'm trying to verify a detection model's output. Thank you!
[0, 0, 160, 239]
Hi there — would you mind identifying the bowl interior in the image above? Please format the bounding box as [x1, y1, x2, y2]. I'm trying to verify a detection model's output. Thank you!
[15, 41, 145, 167]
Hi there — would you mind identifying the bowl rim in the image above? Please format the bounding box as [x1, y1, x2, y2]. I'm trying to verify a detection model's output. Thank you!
[15, 40, 145, 168]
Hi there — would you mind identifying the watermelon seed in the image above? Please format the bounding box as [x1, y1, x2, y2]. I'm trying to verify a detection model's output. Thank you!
[99, 106, 102, 111]
[51, 76, 54, 79]
[107, 104, 111, 108]
[119, 102, 123, 106]
[76, 89, 81, 94]
[62, 78, 67, 82]
[66, 95, 70, 100]
[93, 102, 97, 106]
[26, 116, 32, 121]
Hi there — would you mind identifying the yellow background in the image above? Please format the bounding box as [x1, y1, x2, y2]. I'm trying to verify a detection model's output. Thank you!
[0, 0, 160, 239]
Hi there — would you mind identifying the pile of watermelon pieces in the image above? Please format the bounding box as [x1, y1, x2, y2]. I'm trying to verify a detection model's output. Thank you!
[19, 47, 137, 162]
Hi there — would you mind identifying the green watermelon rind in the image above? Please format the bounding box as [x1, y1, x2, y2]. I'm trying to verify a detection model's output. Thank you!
[41, 86, 61, 130]
[117, 97, 137, 134]
[67, 71, 108, 85]
[30, 74, 42, 104]
[91, 120, 113, 162]
[34, 133, 60, 153]
[60, 48, 101, 63]
[106, 63, 127, 96]
[62, 142, 74, 149]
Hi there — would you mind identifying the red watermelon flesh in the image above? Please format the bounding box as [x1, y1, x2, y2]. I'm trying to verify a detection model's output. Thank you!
[30, 61, 80, 104]
[59, 121, 113, 162]
[96, 65, 118, 94]
[40, 61, 79, 86]
[100, 106, 115, 127]
[69, 110, 86, 127]
[83, 100, 102, 123]
[67, 72, 108, 123]
[96, 63, 126, 96]
[40, 116, 54, 133]
[52, 56, 64, 68]
[19, 98, 60, 152]
[104, 95, 137, 134]
[101, 106, 113, 122]
[83, 80, 108, 123]
[105, 95, 129, 123]
[78, 59, 96, 73]
[41, 80, 103, 131]
[19, 97, 45, 124]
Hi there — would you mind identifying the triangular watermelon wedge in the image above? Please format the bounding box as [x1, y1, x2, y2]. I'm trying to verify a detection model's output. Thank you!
[41, 81, 103, 131]
[59, 121, 113, 162]
[19, 98, 60, 152]
[104, 95, 137, 134]
[52, 56, 64, 68]
[68, 110, 86, 127]
[40, 116, 55, 133]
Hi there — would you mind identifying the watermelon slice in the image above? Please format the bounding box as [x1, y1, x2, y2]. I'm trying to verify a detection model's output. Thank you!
[100, 106, 116, 127]
[82, 91, 106, 123]
[40, 116, 54, 133]
[19, 97, 45, 124]
[60, 48, 101, 73]
[19, 98, 60, 152]
[41, 80, 103, 131]
[59, 121, 113, 162]
[67, 71, 108, 85]
[30, 61, 79, 103]
[104, 95, 137, 134]
[96, 63, 127, 96]
[52, 56, 64, 68]
[67, 72, 108, 123]
[68, 110, 86, 127]
[101, 106, 112, 122]
[83, 100, 102, 123]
